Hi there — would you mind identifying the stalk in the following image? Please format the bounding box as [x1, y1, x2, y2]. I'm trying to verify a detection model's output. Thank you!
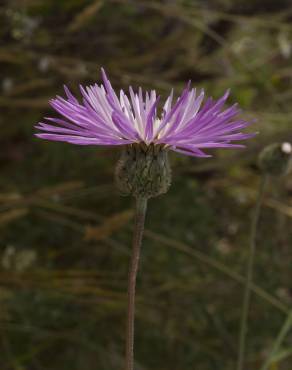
[125, 197, 148, 370]
[237, 175, 267, 370]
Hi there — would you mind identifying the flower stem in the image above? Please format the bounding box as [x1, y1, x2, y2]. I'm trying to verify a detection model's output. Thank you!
[125, 197, 148, 370]
[237, 174, 268, 370]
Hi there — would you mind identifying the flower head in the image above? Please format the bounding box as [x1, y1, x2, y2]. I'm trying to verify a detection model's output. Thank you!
[35, 68, 255, 158]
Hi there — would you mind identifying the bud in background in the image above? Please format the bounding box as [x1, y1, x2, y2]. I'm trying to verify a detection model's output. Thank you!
[258, 142, 292, 176]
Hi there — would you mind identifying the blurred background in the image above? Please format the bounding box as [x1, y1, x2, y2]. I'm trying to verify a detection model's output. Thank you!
[1, 0, 292, 369]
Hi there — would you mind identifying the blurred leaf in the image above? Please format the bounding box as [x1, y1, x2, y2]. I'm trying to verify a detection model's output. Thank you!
[68, 0, 104, 32]
[269, 347, 292, 363]
[0, 209, 28, 227]
[84, 209, 134, 241]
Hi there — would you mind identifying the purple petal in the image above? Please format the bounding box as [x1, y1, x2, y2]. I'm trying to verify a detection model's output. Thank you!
[145, 96, 160, 142]
[35, 68, 256, 155]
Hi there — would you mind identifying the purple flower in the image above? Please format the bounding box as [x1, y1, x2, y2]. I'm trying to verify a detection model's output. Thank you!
[35, 68, 256, 158]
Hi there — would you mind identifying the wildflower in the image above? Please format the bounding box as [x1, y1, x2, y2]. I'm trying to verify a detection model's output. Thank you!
[36, 69, 254, 156]
[35, 69, 256, 370]
[36, 69, 255, 197]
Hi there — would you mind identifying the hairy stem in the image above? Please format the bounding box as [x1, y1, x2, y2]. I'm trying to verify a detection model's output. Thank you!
[237, 174, 268, 370]
[125, 197, 148, 370]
